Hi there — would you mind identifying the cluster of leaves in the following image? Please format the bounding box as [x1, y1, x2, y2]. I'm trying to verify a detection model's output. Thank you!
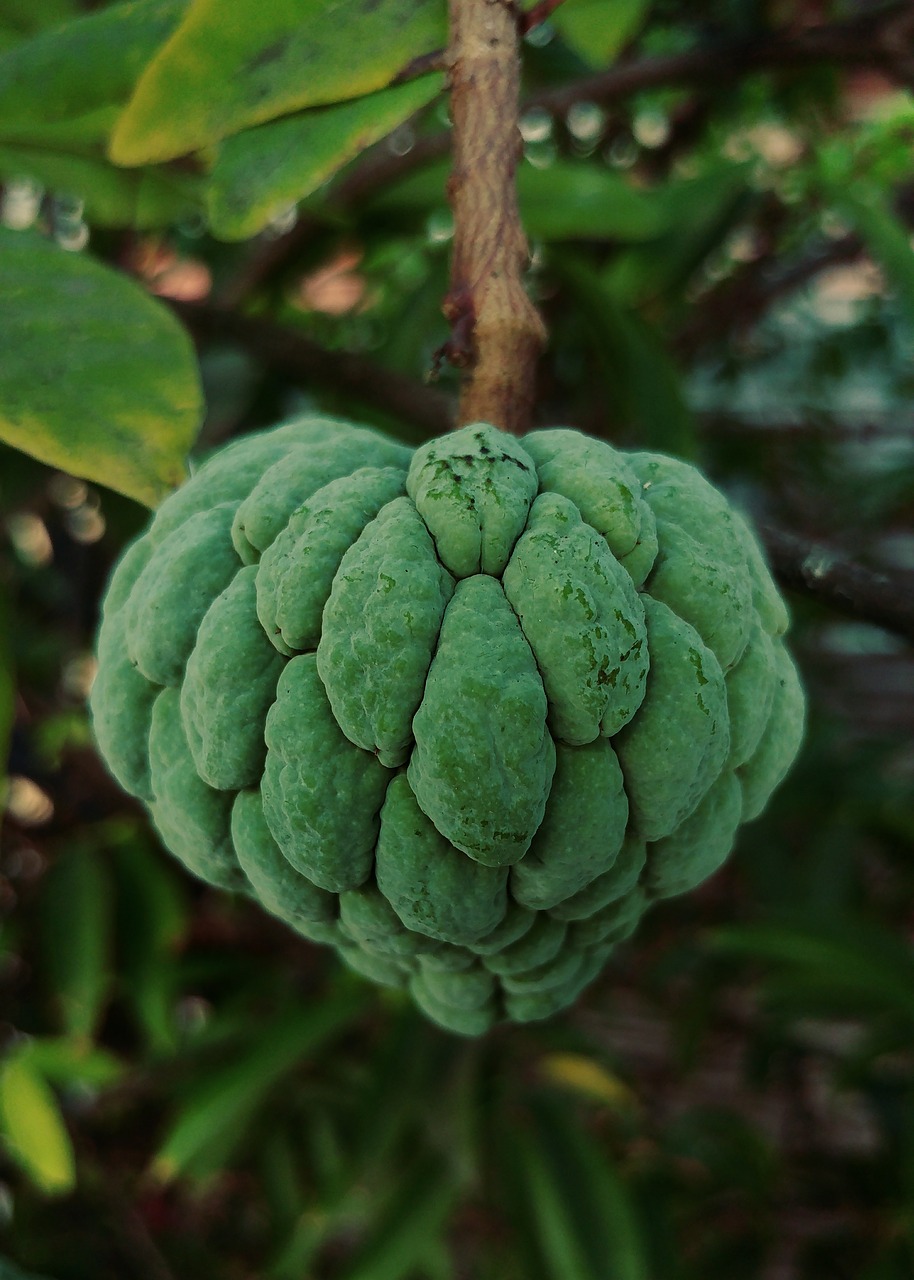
[1, 0, 914, 1276]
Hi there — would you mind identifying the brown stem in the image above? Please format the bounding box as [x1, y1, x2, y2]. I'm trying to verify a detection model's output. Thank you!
[441, 0, 547, 434]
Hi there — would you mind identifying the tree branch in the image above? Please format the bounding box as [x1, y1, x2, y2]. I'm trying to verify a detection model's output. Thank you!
[677, 232, 864, 358]
[443, 0, 546, 433]
[171, 300, 455, 438]
[531, 3, 914, 118]
[759, 524, 914, 644]
[391, 47, 448, 85]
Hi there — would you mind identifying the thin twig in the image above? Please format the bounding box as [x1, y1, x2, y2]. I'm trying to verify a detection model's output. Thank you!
[677, 233, 864, 358]
[518, 0, 568, 35]
[390, 0, 570, 83]
[391, 47, 448, 85]
[444, 0, 546, 433]
[171, 300, 455, 438]
[531, 4, 914, 117]
[760, 524, 914, 644]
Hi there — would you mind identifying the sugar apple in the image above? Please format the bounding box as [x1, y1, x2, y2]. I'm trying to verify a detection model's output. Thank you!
[91, 416, 804, 1035]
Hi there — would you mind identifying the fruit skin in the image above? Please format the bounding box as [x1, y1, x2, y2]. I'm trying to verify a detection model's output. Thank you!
[91, 415, 805, 1035]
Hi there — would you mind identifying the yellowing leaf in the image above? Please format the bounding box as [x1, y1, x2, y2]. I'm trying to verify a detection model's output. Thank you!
[0, 1055, 76, 1196]
[540, 1053, 638, 1109]
[0, 229, 202, 507]
[110, 0, 446, 167]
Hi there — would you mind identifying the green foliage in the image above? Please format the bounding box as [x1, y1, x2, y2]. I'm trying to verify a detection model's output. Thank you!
[152, 996, 366, 1182]
[0, 0, 185, 144]
[0, 229, 202, 505]
[0, 0, 202, 226]
[0, 1052, 75, 1196]
[38, 844, 112, 1041]
[513, 1097, 650, 1280]
[208, 75, 444, 240]
[0, 580, 12, 793]
[373, 158, 673, 241]
[551, 0, 651, 69]
[109, 0, 446, 165]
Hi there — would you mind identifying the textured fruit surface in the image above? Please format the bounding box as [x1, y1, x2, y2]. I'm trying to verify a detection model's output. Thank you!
[91, 415, 805, 1035]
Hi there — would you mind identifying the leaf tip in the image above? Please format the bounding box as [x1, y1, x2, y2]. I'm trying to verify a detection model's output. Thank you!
[149, 1154, 178, 1184]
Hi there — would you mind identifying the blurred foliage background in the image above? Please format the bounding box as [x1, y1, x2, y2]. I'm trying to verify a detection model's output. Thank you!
[2, 0, 914, 1277]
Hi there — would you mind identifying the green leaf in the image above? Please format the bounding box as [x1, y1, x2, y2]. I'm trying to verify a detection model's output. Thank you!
[0, 1, 205, 231]
[551, 0, 650, 68]
[0, 145, 205, 228]
[606, 165, 751, 308]
[518, 162, 667, 241]
[554, 250, 698, 456]
[0, 229, 202, 506]
[0, 580, 12, 789]
[515, 1098, 650, 1280]
[16, 1036, 124, 1089]
[372, 160, 668, 242]
[110, 0, 447, 167]
[0, 0, 78, 45]
[39, 844, 112, 1041]
[152, 995, 365, 1183]
[513, 1131, 595, 1280]
[0, 0, 187, 148]
[209, 73, 442, 241]
[710, 921, 914, 1026]
[341, 1157, 457, 1280]
[348, 1010, 445, 1180]
[0, 1053, 76, 1195]
[111, 833, 187, 1053]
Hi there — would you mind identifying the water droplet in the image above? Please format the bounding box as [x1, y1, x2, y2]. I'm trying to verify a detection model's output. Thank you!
[5, 776, 54, 827]
[520, 107, 552, 143]
[566, 101, 605, 144]
[632, 109, 669, 149]
[426, 209, 454, 244]
[387, 124, 415, 156]
[0, 177, 43, 230]
[56, 222, 90, 252]
[6, 513, 53, 567]
[263, 204, 298, 238]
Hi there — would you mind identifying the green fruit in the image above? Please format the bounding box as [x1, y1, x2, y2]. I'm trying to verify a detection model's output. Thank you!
[91, 416, 804, 1035]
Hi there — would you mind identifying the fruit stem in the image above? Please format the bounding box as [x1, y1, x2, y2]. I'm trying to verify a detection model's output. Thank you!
[442, 0, 547, 436]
